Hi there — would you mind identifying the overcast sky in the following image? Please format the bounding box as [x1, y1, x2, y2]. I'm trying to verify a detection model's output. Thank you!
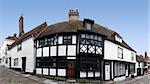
[0, 0, 149, 56]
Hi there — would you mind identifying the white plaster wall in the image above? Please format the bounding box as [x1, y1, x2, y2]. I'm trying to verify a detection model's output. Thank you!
[58, 45, 66, 56]
[37, 48, 42, 57]
[50, 46, 56, 56]
[58, 36, 63, 44]
[43, 68, 48, 75]
[58, 69, 66, 76]
[50, 68, 56, 76]
[104, 40, 136, 63]
[72, 35, 76, 44]
[43, 47, 49, 57]
[10, 38, 35, 73]
[95, 72, 100, 77]
[67, 45, 76, 56]
[0, 39, 15, 65]
[88, 72, 94, 77]
[80, 71, 86, 78]
[36, 68, 42, 74]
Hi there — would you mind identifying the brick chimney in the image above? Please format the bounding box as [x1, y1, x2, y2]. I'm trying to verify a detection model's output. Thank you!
[69, 9, 79, 21]
[19, 15, 24, 37]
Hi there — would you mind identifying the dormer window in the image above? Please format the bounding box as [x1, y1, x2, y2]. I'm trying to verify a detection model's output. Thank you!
[83, 19, 94, 30]
[115, 34, 122, 43]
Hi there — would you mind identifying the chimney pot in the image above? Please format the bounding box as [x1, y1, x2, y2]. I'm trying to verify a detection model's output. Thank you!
[68, 9, 79, 21]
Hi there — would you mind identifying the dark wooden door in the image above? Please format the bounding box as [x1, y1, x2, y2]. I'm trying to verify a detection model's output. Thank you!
[67, 61, 75, 79]
[22, 57, 26, 72]
[9, 57, 11, 68]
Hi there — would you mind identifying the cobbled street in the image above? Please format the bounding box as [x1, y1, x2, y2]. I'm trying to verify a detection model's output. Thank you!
[0, 66, 150, 84]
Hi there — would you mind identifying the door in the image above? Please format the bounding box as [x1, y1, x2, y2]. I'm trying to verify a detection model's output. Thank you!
[9, 57, 11, 68]
[105, 64, 110, 80]
[22, 57, 26, 72]
[125, 64, 129, 77]
[67, 61, 75, 79]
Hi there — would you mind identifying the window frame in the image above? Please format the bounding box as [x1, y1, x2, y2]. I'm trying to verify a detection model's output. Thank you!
[118, 47, 123, 59]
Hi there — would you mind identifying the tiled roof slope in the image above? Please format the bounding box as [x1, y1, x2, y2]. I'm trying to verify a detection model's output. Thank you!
[136, 55, 145, 62]
[35, 20, 135, 52]
[10, 22, 47, 49]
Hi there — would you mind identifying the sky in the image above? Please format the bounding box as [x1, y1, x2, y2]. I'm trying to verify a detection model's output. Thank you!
[0, 0, 149, 56]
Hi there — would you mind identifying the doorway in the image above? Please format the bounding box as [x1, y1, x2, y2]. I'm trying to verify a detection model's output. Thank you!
[22, 57, 26, 72]
[105, 63, 110, 80]
[9, 57, 11, 68]
[67, 61, 75, 79]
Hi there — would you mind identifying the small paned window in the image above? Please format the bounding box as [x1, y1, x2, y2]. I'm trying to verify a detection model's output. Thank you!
[80, 34, 102, 46]
[14, 58, 18, 66]
[38, 37, 56, 47]
[17, 44, 22, 51]
[131, 53, 134, 61]
[118, 47, 123, 59]
[63, 36, 72, 44]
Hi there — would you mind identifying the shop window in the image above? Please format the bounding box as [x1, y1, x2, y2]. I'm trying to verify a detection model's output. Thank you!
[80, 56, 100, 71]
[114, 62, 125, 77]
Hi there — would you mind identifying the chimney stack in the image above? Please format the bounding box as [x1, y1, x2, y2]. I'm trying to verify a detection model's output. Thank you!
[69, 9, 79, 21]
[19, 15, 24, 37]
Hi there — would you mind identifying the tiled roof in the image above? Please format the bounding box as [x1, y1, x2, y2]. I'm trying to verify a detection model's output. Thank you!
[10, 22, 47, 49]
[35, 20, 135, 52]
[136, 55, 145, 62]
[5, 36, 17, 40]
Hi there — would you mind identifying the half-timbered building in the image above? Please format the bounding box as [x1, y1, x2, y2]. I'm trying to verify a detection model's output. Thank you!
[34, 9, 136, 81]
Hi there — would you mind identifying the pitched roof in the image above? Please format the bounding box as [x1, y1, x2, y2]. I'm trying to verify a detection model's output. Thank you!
[10, 22, 47, 49]
[136, 55, 145, 62]
[35, 20, 135, 52]
[5, 36, 17, 40]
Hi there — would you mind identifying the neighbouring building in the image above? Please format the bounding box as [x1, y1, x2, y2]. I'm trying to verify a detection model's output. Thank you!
[0, 34, 17, 66]
[136, 55, 145, 76]
[2, 16, 47, 73]
[0, 9, 137, 81]
[143, 52, 150, 74]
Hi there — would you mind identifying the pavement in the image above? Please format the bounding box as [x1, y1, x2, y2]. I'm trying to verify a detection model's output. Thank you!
[0, 66, 150, 84]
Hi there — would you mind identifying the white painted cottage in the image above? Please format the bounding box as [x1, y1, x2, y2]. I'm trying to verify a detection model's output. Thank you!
[2, 16, 48, 73]
[0, 35, 16, 66]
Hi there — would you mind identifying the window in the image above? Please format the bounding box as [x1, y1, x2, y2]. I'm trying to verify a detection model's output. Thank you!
[131, 53, 134, 61]
[17, 44, 22, 51]
[83, 19, 94, 30]
[114, 62, 125, 77]
[38, 37, 56, 47]
[80, 34, 102, 46]
[80, 56, 100, 71]
[36, 57, 56, 68]
[86, 23, 92, 30]
[36, 57, 67, 68]
[14, 58, 18, 66]
[63, 36, 72, 44]
[57, 57, 67, 68]
[118, 47, 123, 59]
